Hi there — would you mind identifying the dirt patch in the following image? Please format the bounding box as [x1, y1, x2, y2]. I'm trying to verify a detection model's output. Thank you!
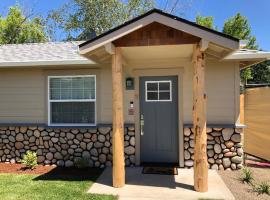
[218, 165, 270, 200]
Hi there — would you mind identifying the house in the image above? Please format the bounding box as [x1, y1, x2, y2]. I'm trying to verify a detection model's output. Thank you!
[0, 9, 269, 191]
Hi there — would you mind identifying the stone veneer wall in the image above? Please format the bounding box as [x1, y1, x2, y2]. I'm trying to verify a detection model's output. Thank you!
[183, 127, 244, 170]
[0, 126, 135, 168]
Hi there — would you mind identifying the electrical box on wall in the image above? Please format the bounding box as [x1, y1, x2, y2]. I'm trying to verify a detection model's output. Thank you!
[126, 77, 134, 90]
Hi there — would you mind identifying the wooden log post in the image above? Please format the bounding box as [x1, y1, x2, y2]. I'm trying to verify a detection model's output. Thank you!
[192, 44, 208, 192]
[112, 47, 125, 188]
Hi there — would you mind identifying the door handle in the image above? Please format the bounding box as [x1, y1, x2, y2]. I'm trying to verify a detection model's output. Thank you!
[140, 114, 144, 136]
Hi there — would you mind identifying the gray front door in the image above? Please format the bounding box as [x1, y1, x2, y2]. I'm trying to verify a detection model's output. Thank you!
[140, 76, 179, 164]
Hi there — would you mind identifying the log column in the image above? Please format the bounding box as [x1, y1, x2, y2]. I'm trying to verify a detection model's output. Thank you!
[192, 44, 208, 192]
[112, 47, 125, 188]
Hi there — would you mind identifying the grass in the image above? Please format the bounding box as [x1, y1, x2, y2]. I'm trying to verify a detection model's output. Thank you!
[240, 167, 254, 184]
[0, 173, 117, 200]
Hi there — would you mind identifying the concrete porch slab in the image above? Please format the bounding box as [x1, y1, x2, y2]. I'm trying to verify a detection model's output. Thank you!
[88, 167, 235, 200]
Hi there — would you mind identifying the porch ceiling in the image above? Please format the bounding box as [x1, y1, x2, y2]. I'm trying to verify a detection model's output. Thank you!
[121, 45, 193, 61]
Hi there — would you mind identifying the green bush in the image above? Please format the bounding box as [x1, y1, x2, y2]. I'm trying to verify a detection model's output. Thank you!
[240, 167, 254, 184]
[255, 182, 270, 195]
[20, 151, 38, 170]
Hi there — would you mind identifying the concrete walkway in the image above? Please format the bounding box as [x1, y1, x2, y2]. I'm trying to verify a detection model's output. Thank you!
[88, 167, 235, 200]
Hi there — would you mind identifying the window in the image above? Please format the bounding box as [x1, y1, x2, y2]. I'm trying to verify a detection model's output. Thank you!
[48, 75, 96, 126]
[145, 80, 172, 102]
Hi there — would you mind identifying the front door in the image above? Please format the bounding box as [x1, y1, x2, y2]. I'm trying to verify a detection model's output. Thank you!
[140, 76, 179, 164]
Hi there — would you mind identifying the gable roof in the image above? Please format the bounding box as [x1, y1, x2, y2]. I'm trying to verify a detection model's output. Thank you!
[0, 41, 94, 67]
[79, 9, 239, 54]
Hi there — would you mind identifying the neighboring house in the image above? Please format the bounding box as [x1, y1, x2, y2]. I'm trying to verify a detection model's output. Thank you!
[0, 9, 269, 186]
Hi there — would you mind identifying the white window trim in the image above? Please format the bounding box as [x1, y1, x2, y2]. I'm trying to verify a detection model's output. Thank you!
[47, 75, 97, 126]
[145, 80, 172, 102]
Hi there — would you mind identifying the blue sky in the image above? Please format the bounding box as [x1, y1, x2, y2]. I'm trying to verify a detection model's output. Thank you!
[1, 0, 269, 50]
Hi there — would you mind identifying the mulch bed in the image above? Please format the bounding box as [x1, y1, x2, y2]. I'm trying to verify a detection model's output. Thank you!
[0, 163, 103, 181]
[0, 163, 56, 175]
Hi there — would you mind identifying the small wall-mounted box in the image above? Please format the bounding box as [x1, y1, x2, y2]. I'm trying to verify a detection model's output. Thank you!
[126, 77, 134, 90]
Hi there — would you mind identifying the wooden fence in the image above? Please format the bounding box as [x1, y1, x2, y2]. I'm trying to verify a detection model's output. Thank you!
[244, 87, 270, 161]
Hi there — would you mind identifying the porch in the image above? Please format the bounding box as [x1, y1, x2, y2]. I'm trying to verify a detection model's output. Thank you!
[88, 167, 235, 200]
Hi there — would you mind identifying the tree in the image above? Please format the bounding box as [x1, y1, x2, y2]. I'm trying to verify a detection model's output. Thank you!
[223, 13, 258, 49]
[250, 60, 270, 84]
[196, 15, 217, 30]
[0, 5, 48, 44]
[222, 13, 259, 85]
[47, 0, 154, 41]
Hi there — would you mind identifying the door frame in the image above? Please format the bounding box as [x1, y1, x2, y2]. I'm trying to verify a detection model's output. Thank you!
[133, 67, 184, 167]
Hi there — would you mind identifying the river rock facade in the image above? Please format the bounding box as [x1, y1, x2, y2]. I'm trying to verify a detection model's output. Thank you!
[0, 125, 135, 168]
[184, 127, 244, 170]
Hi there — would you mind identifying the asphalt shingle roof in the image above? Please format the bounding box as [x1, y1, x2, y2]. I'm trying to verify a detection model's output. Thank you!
[0, 41, 94, 66]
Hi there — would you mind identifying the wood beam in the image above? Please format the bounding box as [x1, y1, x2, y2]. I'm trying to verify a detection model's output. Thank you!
[192, 44, 208, 192]
[105, 42, 115, 55]
[112, 47, 125, 188]
[199, 39, 209, 51]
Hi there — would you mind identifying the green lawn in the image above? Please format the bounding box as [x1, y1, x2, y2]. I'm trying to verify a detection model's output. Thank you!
[0, 172, 117, 200]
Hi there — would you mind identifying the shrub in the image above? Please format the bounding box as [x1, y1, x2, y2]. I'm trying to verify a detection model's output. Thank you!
[20, 151, 38, 170]
[74, 157, 90, 168]
[255, 182, 270, 195]
[240, 167, 254, 184]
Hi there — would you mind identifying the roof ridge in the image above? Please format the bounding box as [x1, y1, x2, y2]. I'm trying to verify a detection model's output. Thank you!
[0, 40, 85, 47]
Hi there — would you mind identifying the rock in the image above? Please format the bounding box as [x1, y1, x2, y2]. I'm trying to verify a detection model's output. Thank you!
[222, 158, 231, 168]
[130, 137, 135, 146]
[231, 163, 237, 170]
[214, 144, 222, 154]
[208, 158, 215, 164]
[189, 140, 194, 148]
[76, 134, 83, 141]
[65, 160, 74, 167]
[235, 143, 243, 148]
[216, 159, 222, 164]
[51, 137, 59, 143]
[231, 134, 241, 143]
[184, 150, 190, 159]
[207, 150, 214, 157]
[94, 142, 103, 148]
[91, 134, 97, 142]
[34, 130, 40, 138]
[87, 142, 93, 150]
[206, 128, 213, 133]
[46, 152, 53, 160]
[188, 148, 194, 154]
[68, 149, 74, 154]
[90, 148, 98, 157]
[211, 164, 218, 170]
[82, 151, 91, 159]
[231, 156, 242, 164]
[219, 165, 224, 170]
[102, 147, 109, 154]
[207, 134, 214, 140]
[185, 160, 193, 167]
[37, 156, 45, 163]
[20, 127, 27, 133]
[215, 137, 221, 144]
[184, 128, 191, 136]
[54, 152, 63, 160]
[125, 146, 135, 155]
[15, 142, 23, 149]
[235, 128, 243, 134]
[98, 134, 106, 142]
[98, 127, 111, 135]
[184, 142, 189, 149]
[16, 133, 24, 142]
[211, 131, 222, 137]
[224, 152, 234, 157]
[84, 133, 91, 139]
[222, 128, 234, 141]
[99, 154, 106, 163]
[71, 129, 79, 134]
[237, 148, 243, 156]
[207, 145, 213, 149]
[8, 136, 15, 142]
[225, 141, 234, 148]
[57, 160, 65, 167]
[66, 133, 74, 140]
[237, 164, 243, 169]
[80, 142, 86, 150]
[29, 136, 35, 143]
